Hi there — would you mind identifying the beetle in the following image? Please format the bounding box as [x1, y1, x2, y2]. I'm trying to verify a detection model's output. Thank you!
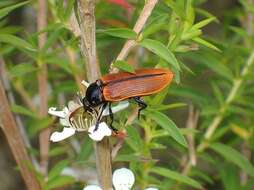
[82, 68, 174, 131]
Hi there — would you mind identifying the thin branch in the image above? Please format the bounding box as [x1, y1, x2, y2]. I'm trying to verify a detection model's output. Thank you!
[0, 58, 40, 170]
[110, 0, 158, 73]
[77, 0, 112, 188]
[37, 0, 50, 175]
[185, 105, 199, 167]
[181, 50, 254, 176]
[0, 80, 41, 190]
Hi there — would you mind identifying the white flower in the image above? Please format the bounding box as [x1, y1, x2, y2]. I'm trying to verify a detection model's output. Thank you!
[50, 127, 76, 142]
[112, 168, 135, 190]
[49, 99, 129, 142]
[83, 185, 102, 190]
[88, 122, 112, 141]
[83, 168, 158, 190]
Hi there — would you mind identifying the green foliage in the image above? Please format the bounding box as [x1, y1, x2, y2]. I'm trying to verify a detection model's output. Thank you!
[112, 60, 135, 73]
[2, 0, 254, 189]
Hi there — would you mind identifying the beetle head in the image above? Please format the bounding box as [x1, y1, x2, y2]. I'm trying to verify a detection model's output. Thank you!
[83, 81, 103, 108]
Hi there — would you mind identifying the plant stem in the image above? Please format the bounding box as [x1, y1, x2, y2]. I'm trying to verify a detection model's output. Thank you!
[37, 0, 50, 176]
[198, 50, 254, 152]
[77, 0, 112, 188]
[110, 0, 158, 73]
[182, 50, 254, 177]
[0, 81, 41, 190]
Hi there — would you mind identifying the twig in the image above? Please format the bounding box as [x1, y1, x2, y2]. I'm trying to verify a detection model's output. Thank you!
[240, 0, 254, 184]
[65, 46, 84, 92]
[0, 58, 40, 170]
[37, 0, 50, 175]
[77, 0, 112, 189]
[110, 0, 158, 73]
[185, 105, 199, 168]
[0, 80, 41, 190]
[181, 50, 254, 176]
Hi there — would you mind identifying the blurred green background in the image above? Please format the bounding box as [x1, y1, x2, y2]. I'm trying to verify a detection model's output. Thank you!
[1, 0, 254, 190]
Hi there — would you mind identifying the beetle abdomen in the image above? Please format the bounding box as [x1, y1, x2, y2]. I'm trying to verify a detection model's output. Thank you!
[102, 68, 173, 102]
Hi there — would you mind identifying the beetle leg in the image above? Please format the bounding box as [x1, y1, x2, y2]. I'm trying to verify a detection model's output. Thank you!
[108, 103, 118, 133]
[133, 97, 147, 118]
[94, 103, 107, 132]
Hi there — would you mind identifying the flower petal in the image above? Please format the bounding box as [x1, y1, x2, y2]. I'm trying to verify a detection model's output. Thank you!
[83, 185, 102, 190]
[81, 80, 90, 88]
[112, 168, 135, 190]
[102, 101, 129, 116]
[50, 127, 76, 142]
[59, 118, 70, 126]
[88, 122, 112, 141]
[145, 188, 159, 190]
[48, 107, 69, 118]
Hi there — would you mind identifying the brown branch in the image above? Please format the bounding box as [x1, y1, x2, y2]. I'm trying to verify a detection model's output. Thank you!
[65, 46, 84, 93]
[110, 0, 158, 73]
[0, 80, 41, 190]
[184, 105, 199, 172]
[0, 58, 40, 169]
[37, 0, 50, 175]
[77, 0, 112, 189]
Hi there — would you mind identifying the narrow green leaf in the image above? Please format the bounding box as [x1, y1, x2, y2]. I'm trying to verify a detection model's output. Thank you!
[193, 37, 221, 52]
[0, 1, 29, 20]
[210, 143, 254, 177]
[46, 175, 75, 189]
[9, 63, 37, 78]
[48, 160, 69, 180]
[151, 167, 202, 189]
[182, 29, 202, 40]
[148, 103, 186, 111]
[188, 52, 233, 81]
[192, 17, 216, 30]
[148, 110, 187, 147]
[77, 137, 93, 161]
[125, 126, 143, 151]
[97, 28, 137, 39]
[211, 82, 224, 106]
[42, 26, 65, 52]
[11, 104, 37, 118]
[140, 39, 180, 70]
[49, 147, 66, 157]
[63, 0, 75, 21]
[143, 14, 168, 38]
[0, 34, 35, 51]
[112, 60, 135, 73]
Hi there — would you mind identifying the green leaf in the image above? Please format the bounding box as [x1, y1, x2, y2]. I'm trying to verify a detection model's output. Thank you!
[49, 147, 66, 157]
[97, 28, 137, 39]
[0, 1, 29, 20]
[63, 0, 75, 21]
[191, 17, 216, 30]
[193, 37, 221, 52]
[210, 143, 254, 177]
[0, 34, 36, 51]
[211, 82, 224, 106]
[11, 104, 37, 118]
[77, 137, 93, 161]
[48, 160, 69, 180]
[140, 39, 180, 70]
[148, 110, 187, 147]
[46, 175, 75, 189]
[42, 26, 65, 52]
[143, 14, 168, 38]
[188, 52, 233, 81]
[9, 63, 37, 78]
[151, 167, 202, 189]
[112, 60, 135, 73]
[125, 126, 143, 152]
